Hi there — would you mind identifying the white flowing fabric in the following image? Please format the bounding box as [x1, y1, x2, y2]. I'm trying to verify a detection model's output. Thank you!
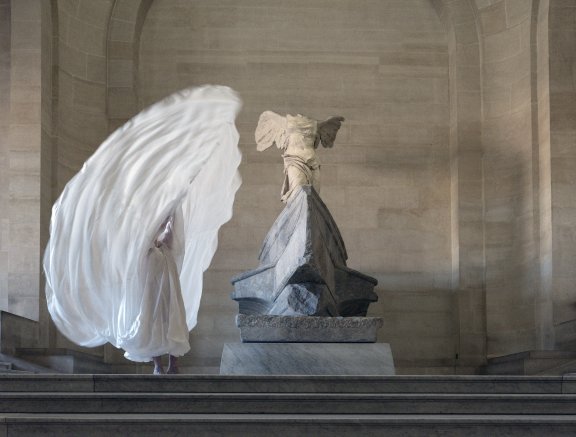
[43, 86, 242, 362]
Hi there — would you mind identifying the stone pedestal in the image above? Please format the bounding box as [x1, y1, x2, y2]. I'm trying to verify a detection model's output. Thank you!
[220, 315, 395, 376]
[220, 343, 394, 376]
[236, 314, 383, 343]
[224, 186, 392, 376]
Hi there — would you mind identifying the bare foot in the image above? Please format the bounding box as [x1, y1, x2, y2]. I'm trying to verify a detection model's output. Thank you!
[152, 356, 164, 375]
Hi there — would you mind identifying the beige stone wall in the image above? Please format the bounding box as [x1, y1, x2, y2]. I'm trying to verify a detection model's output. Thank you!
[0, 0, 41, 321]
[433, 0, 487, 369]
[531, 0, 556, 349]
[138, 0, 455, 372]
[39, 0, 56, 348]
[478, 0, 554, 356]
[534, 0, 553, 351]
[550, 0, 576, 347]
[107, 0, 153, 132]
[480, 0, 536, 356]
[52, 0, 113, 191]
[0, 0, 10, 315]
[1, 0, 566, 374]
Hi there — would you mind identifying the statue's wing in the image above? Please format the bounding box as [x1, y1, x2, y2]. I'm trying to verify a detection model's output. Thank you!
[317, 116, 345, 148]
[255, 110, 288, 151]
[43, 86, 242, 360]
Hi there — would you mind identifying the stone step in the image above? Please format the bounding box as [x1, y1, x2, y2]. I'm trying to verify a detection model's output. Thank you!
[0, 353, 57, 374]
[0, 374, 574, 393]
[1, 392, 576, 415]
[539, 360, 576, 376]
[16, 348, 110, 374]
[1, 375, 575, 435]
[0, 363, 28, 374]
[1, 413, 575, 436]
[0, 361, 33, 375]
[487, 350, 576, 375]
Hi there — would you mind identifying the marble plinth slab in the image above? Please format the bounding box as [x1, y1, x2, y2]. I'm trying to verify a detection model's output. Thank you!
[220, 343, 395, 375]
[236, 315, 383, 343]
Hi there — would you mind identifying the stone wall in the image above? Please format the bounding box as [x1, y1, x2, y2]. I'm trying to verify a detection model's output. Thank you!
[2, 0, 570, 374]
[550, 0, 576, 348]
[39, 0, 56, 348]
[52, 0, 113, 191]
[0, 0, 10, 317]
[0, 0, 41, 321]
[477, 0, 554, 357]
[533, 0, 553, 351]
[138, 0, 455, 372]
[433, 0, 486, 370]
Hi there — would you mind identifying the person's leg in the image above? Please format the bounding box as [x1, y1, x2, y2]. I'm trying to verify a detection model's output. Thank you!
[166, 355, 179, 374]
[153, 356, 164, 374]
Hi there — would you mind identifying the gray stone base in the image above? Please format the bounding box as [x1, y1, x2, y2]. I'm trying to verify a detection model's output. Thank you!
[220, 343, 395, 375]
[236, 315, 384, 343]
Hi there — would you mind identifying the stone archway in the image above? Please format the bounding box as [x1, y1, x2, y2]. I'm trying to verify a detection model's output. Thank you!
[32, 0, 559, 372]
[432, 0, 555, 361]
[137, 0, 457, 373]
[43, 0, 155, 196]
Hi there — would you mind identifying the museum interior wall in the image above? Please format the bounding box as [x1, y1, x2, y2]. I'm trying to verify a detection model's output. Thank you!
[550, 0, 576, 350]
[0, 0, 574, 374]
[139, 0, 455, 373]
[0, 0, 41, 322]
[480, 0, 553, 357]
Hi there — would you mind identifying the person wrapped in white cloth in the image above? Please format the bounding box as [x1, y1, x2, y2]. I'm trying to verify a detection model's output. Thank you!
[43, 86, 242, 374]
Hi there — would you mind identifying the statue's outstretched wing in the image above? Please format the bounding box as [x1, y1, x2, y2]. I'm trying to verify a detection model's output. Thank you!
[255, 111, 288, 151]
[317, 116, 345, 148]
[43, 86, 242, 361]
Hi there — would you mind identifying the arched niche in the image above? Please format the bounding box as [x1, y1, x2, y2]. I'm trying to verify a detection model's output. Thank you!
[137, 0, 457, 372]
[432, 0, 554, 360]
[35, 0, 558, 372]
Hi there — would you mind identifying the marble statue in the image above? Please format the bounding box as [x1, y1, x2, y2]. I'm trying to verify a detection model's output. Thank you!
[222, 111, 392, 376]
[232, 111, 377, 319]
[255, 111, 345, 202]
[231, 185, 378, 318]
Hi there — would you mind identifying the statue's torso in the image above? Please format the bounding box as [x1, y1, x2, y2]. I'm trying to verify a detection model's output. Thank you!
[284, 132, 318, 164]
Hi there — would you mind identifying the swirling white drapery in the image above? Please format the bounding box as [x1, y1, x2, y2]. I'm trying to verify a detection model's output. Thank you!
[43, 86, 242, 362]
